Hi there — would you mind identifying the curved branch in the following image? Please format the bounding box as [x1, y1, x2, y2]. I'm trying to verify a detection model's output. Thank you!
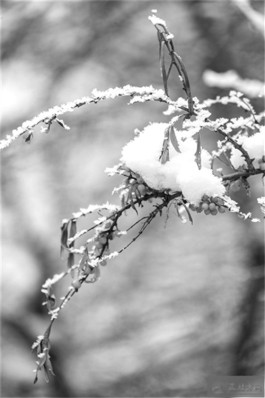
[0, 86, 171, 151]
[216, 127, 256, 171]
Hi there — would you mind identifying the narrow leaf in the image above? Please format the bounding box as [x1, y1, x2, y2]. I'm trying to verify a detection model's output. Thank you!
[159, 126, 170, 164]
[160, 41, 168, 96]
[60, 221, 69, 255]
[157, 30, 162, 61]
[169, 126, 180, 153]
[67, 253, 75, 269]
[69, 220, 77, 247]
[166, 61, 173, 85]
[181, 201, 193, 224]
[25, 131, 33, 143]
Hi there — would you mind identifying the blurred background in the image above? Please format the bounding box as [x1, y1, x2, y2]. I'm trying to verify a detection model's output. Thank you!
[1, 1, 264, 397]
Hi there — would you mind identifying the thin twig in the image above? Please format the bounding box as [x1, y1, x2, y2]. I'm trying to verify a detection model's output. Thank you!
[216, 127, 256, 171]
[153, 23, 195, 116]
[0, 86, 172, 150]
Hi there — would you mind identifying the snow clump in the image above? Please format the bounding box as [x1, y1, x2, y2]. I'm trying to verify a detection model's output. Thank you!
[121, 123, 225, 204]
[177, 166, 225, 205]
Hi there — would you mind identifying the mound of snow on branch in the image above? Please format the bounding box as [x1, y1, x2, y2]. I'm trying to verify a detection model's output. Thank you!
[121, 123, 225, 204]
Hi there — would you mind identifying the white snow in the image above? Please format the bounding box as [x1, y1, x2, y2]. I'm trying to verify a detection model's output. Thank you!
[121, 123, 225, 203]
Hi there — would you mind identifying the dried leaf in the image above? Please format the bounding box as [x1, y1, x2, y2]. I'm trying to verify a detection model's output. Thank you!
[25, 131, 33, 143]
[56, 118, 70, 130]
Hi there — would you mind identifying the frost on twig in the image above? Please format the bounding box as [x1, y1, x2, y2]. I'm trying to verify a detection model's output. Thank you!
[0, 86, 173, 151]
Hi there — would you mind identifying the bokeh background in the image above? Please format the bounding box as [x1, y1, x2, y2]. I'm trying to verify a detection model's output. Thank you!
[1, 1, 264, 397]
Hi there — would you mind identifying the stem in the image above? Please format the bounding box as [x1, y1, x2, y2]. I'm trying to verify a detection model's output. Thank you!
[222, 169, 264, 182]
[118, 195, 173, 254]
[216, 127, 255, 171]
[153, 23, 194, 116]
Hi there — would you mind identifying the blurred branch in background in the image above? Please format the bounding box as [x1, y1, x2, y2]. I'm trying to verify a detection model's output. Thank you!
[204, 0, 264, 98]
[231, 0, 265, 39]
[203, 70, 265, 98]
